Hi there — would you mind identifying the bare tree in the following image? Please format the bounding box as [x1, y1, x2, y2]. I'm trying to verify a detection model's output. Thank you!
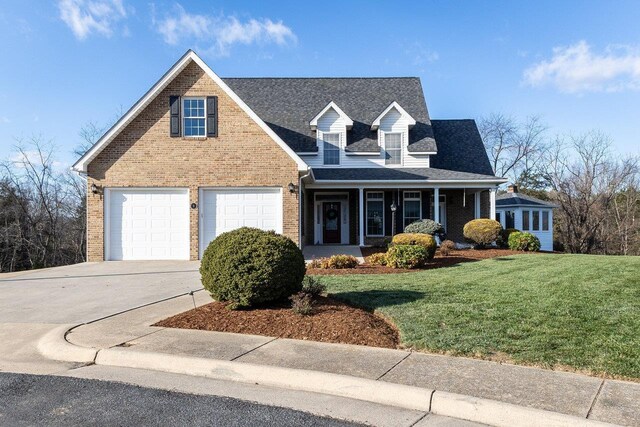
[543, 132, 639, 254]
[479, 114, 548, 182]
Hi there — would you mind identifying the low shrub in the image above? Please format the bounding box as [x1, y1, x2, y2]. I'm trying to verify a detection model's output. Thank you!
[320, 254, 359, 269]
[391, 233, 436, 259]
[386, 244, 429, 269]
[308, 258, 323, 269]
[290, 292, 314, 315]
[439, 240, 456, 256]
[200, 227, 305, 309]
[508, 232, 541, 252]
[404, 219, 444, 236]
[498, 228, 520, 248]
[367, 252, 388, 266]
[463, 219, 502, 248]
[301, 276, 326, 297]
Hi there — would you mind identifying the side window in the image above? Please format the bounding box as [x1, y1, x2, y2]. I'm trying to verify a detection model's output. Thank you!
[522, 210, 530, 231]
[366, 192, 384, 236]
[384, 133, 402, 165]
[542, 211, 550, 231]
[532, 211, 540, 231]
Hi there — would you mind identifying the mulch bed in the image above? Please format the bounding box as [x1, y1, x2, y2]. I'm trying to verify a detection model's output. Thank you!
[154, 296, 400, 349]
[307, 247, 527, 275]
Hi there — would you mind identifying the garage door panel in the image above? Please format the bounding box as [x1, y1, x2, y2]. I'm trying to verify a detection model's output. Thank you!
[201, 188, 282, 257]
[107, 189, 189, 261]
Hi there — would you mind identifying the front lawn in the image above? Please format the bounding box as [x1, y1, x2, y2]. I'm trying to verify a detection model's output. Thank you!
[318, 254, 640, 380]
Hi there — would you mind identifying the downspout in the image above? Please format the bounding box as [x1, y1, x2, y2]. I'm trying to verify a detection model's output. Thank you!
[298, 168, 312, 249]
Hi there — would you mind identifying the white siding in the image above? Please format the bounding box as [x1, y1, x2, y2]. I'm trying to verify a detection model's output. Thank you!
[496, 206, 554, 251]
[303, 106, 429, 168]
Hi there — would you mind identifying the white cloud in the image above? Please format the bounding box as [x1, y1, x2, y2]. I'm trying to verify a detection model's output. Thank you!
[154, 4, 297, 56]
[58, 0, 127, 40]
[524, 40, 640, 93]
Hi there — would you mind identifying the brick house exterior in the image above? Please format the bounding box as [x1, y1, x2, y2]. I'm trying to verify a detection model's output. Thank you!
[74, 51, 505, 261]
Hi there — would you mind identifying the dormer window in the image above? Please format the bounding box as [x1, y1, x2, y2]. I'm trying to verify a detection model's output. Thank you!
[384, 133, 402, 165]
[183, 98, 206, 137]
[323, 133, 340, 165]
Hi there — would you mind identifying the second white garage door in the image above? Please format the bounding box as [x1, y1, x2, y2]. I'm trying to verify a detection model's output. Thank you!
[200, 188, 283, 256]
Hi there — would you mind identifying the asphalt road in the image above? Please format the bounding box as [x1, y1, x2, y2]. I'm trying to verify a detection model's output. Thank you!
[0, 373, 362, 426]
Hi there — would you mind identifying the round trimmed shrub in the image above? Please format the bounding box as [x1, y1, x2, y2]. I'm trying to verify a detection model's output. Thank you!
[508, 232, 541, 252]
[392, 233, 436, 259]
[386, 245, 429, 269]
[439, 239, 456, 256]
[498, 228, 520, 248]
[404, 219, 444, 235]
[463, 219, 502, 248]
[319, 254, 359, 269]
[367, 252, 388, 266]
[200, 227, 305, 309]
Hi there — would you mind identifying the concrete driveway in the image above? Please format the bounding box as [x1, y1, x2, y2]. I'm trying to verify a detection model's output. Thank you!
[0, 261, 202, 324]
[0, 261, 202, 375]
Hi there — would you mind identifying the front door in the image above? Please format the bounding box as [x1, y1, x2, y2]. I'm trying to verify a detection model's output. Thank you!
[323, 202, 341, 243]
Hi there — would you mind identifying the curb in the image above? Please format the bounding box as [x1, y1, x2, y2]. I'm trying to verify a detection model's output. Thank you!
[39, 327, 617, 427]
[37, 324, 98, 364]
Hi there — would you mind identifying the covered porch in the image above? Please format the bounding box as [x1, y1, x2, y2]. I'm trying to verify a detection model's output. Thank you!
[302, 184, 498, 247]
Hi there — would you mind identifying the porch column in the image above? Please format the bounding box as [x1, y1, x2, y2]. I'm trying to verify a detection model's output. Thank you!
[433, 187, 440, 224]
[489, 187, 497, 220]
[358, 187, 365, 246]
[474, 191, 481, 218]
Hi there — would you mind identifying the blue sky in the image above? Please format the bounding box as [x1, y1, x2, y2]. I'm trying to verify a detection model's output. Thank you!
[1, 0, 639, 168]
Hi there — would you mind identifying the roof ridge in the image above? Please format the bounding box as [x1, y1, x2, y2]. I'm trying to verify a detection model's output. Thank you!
[222, 77, 420, 80]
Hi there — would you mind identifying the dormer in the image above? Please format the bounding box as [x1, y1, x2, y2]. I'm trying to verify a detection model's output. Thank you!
[371, 102, 416, 166]
[310, 102, 353, 166]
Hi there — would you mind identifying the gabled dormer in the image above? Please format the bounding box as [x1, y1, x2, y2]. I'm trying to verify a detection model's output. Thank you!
[371, 102, 416, 167]
[310, 101, 353, 166]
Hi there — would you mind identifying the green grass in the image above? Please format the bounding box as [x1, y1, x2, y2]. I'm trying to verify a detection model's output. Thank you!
[318, 254, 640, 379]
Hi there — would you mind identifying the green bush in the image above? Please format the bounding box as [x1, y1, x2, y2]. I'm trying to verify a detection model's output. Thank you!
[439, 239, 456, 256]
[386, 245, 430, 269]
[463, 219, 502, 248]
[392, 233, 436, 259]
[498, 228, 520, 248]
[508, 232, 541, 252]
[301, 276, 326, 297]
[200, 227, 305, 309]
[367, 252, 388, 266]
[404, 219, 444, 235]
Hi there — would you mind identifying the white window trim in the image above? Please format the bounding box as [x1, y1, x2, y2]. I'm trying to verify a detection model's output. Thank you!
[321, 131, 341, 166]
[383, 131, 404, 166]
[403, 191, 422, 228]
[182, 97, 206, 137]
[366, 191, 385, 237]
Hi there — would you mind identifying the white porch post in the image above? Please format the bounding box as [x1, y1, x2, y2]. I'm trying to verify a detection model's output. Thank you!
[489, 187, 497, 220]
[474, 191, 481, 219]
[358, 187, 365, 246]
[433, 187, 440, 224]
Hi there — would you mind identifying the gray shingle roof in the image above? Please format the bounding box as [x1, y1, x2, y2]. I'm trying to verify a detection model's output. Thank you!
[312, 167, 502, 182]
[223, 78, 435, 153]
[430, 119, 495, 176]
[496, 193, 558, 207]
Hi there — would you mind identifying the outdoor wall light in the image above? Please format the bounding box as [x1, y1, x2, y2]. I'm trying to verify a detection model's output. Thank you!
[288, 182, 299, 193]
[390, 202, 397, 212]
[90, 183, 101, 195]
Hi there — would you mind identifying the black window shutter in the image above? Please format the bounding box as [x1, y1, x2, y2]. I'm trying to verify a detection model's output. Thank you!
[169, 96, 180, 137]
[206, 96, 218, 137]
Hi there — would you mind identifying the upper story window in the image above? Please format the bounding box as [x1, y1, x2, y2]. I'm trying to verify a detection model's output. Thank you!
[183, 98, 206, 137]
[323, 133, 340, 165]
[384, 133, 402, 165]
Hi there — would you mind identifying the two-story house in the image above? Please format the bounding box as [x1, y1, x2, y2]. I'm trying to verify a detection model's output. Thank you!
[73, 50, 506, 261]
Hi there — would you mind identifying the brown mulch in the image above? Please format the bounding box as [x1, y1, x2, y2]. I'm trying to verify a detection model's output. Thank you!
[154, 296, 400, 349]
[308, 248, 529, 275]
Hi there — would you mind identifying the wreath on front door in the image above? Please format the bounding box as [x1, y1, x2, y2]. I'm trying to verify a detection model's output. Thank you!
[326, 209, 338, 220]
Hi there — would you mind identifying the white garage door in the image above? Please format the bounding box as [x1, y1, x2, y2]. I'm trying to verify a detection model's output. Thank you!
[200, 188, 282, 257]
[106, 189, 190, 261]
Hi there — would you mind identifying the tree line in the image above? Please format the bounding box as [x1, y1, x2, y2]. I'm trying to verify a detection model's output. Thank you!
[0, 116, 638, 273]
[480, 114, 640, 255]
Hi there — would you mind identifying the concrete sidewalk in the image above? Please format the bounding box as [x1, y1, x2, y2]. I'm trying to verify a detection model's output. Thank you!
[53, 293, 638, 426]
